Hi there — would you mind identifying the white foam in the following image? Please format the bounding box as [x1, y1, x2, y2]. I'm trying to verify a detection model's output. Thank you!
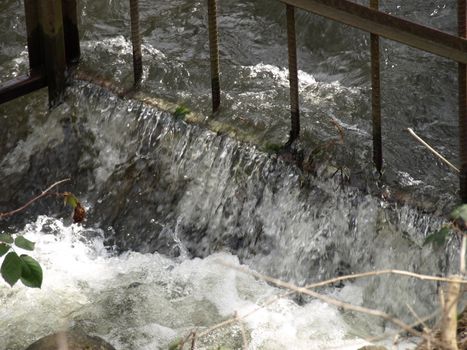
[0, 216, 371, 349]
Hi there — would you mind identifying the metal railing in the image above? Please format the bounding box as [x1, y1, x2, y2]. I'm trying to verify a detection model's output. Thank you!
[0, 0, 466, 202]
[205, 0, 467, 201]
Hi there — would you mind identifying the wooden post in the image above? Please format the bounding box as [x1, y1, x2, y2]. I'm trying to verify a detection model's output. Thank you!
[286, 4, 300, 145]
[24, 0, 42, 72]
[207, 0, 221, 113]
[37, 0, 66, 107]
[61, 0, 81, 65]
[370, 0, 382, 173]
[459, 0, 467, 202]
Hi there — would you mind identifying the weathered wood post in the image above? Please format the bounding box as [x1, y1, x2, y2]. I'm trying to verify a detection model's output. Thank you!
[286, 4, 300, 145]
[37, 0, 66, 107]
[207, 0, 221, 113]
[61, 0, 81, 65]
[24, 0, 42, 73]
[370, 0, 382, 173]
[459, 0, 467, 202]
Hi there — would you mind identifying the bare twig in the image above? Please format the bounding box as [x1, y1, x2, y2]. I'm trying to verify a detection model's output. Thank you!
[460, 234, 466, 276]
[406, 302, 430, 333]
[304, 268, 467, 288]
[367, 310, 439, 343]
[190, 331, 196, 350]
[0, 178, 71, 219]
[224, 264, 447, 348]
[235, 311, 249, 350]
[330, 117, 345, 144]
[392, 334, 400, 350]
[440, 282, 461, 349]
[189, 263, 466, 348]
[407, 128, 459, 173]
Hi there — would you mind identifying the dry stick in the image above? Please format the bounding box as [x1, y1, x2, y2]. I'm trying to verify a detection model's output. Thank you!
[406, 302, 430, 333]
[330, 117, 345, 144]
[235, 311, 249, 350]
[224, 264, 447, 348]
[461, 233, 466, 275]
[0, 178, 71, 219]
[302, 268, 467, 288]
[368, 310, 440, 343]
[407, 128, 460, 173]
[196, 292, 286, 339]
[392, 334, 400, 350]
[194, 264, 467, 345]
[190, 332, 196, 350]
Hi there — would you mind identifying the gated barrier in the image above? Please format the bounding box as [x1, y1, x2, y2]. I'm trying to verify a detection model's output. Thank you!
[0, 0, 466, 201]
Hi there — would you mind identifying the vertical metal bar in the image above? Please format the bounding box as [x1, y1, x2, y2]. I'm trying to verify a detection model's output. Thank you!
[24, 0, 42, 72]
[207, 0, 221, 113]
[61, 0, 81, 65]
[371, 0, 382, 173]
[130, 0, 142, 87]
[459, 0, 467, 202]
[286, 4, 300, 145]
[37, 0, 66, 107]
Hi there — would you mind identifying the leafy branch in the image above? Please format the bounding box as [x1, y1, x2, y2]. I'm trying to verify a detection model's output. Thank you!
[0, 178, 86, 224]
[424, 204, 467, 247]
[0, 179, 86, 289]
[0, 234, 42, 288]
[0, 178, 71, 219]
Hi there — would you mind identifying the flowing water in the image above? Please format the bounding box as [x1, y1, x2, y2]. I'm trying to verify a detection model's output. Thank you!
[0, 1, 465, 349]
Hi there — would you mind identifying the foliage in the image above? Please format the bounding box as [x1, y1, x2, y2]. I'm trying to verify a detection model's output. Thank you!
[64, 192, 86, 223]
[168, 339, 182, 350]
[424, 226, 451, 247]
[174, 105, 191, 120]
[263, 142, 283, 153]
[0, 234, 42, 288]
[423, 204, 467, 247]
[0, 180, 85, 289]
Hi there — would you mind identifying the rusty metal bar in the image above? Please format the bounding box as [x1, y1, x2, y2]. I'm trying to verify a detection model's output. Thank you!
[286, 4, 300, 145]
[37, 0, 66, 107]
[0, 73, 46, 105]
[207, 0, 221, 113]
[130, 0, 142, 87]
[282, 0, 467, 64]
[61, 0, 81, 65]
[370, 0, 382, 173]
[24, 0, 42, 71]
[459, 0, 467, 202]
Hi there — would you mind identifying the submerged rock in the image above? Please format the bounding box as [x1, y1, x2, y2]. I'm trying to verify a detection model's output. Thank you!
[25, 330, 115, 350]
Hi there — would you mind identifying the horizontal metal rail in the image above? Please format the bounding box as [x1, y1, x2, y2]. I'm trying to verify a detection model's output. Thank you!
[0, 0, 79, 106]
[0, 72, 46, 105]
[282, 0, 467, 64]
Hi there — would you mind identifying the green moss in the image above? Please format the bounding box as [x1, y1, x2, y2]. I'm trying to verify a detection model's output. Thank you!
[263, 142, 283, 153]
[173, 105, 191, 120]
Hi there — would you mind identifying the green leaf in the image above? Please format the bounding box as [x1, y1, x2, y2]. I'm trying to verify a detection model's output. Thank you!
[168, 338, 182, 350]
[0, 243, 10, 257]
[14, 236, 35, 251]
[1, 252, 22, 286]
[423, 227, 451, 247]
[19, 255, 42, 288]
[64, 192, 79, 209]
[451, 204, 467, 221]
[174, 105, 190, 120]
[0, 233, 14, 244]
